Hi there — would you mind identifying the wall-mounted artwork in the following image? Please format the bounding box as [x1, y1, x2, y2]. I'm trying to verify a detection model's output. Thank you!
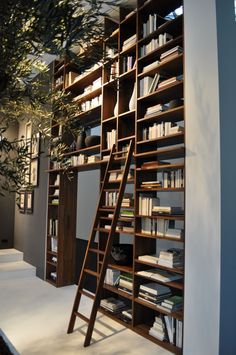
[31, 133, 40, 158]
[19, 191, 26, 213]
[26, 190, 34, 214]
[30, 158, 39, 187]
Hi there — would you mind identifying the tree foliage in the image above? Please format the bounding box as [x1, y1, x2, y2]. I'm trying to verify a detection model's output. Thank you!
[0, 0, 117, 193]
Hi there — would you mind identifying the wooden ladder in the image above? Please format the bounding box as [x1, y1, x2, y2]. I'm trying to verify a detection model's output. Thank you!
[67, 139, 134, 346]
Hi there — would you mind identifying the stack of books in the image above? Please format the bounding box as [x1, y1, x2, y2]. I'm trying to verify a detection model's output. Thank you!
[138, 254, 159, 264]
[140, 181, 162, 189]
[152, 206, 184, 215]
[122, 34, 137, 51]
[100, 297, 127, 314]
[158, 295, 183, 313]
[139, 194, 160, 216]
[121, 308, 132, 322]
[140, 33, 172, 57]
[142, 60, 159, 73]
[138, 282, 171, 306]
[158, 75, 183, 89]
[160, 46, 183, 62]
[144, 103, 168, 117]
[118, 273, 133, 294]
[87, 155, 100, 163]
[158, 249, 184, 268]
[149, 315, 169, 341]
[142, 121, 183, 140]
[121, 193, 134, 208]
[104, 268, 120, 286]
[49, 218, 58, 236]
[51, 197, 59, 205]
[105, 191, 118, 207]
[137, 269, 183, 283]
[120, 210, 134, 218]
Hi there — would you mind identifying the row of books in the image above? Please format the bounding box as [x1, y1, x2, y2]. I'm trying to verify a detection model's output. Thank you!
[140, 33, 172, 57]
[65, 71, 79, 87]
[160, 46, 183, 63]
[140, 218, 183, 239]
[48, 218, 58, 236]
[69, 154, 100, 166]
[138, 195, 160, 216]
[142, 122, 184, 140]
[50, 237, 58, 253]
[122, 34, 137, 51]
[106, 129, 116, 149]
[105, 191, 118, 207]
[100, 297, 127, 314]
[142, 13, 162, 38]
[73, 77, 102, 102]
[139, 73, 160, 96]
[163, 169, 184, 188]
[121, 55, 136, 74]
[149, 315, 183, 347]
[80, 94, 102, 112]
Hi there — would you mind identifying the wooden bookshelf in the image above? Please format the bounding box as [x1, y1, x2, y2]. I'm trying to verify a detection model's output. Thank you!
[48, 1, 185, 352]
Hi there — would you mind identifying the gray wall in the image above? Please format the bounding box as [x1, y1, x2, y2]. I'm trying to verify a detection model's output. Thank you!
[184, 0, 221, 354]
[14, 121, 48, 278]
[0, 123, 18, 249]
[215, 1, 236, 353]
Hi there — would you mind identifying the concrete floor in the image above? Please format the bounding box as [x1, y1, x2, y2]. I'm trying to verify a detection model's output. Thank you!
[0, 277, 170, 355]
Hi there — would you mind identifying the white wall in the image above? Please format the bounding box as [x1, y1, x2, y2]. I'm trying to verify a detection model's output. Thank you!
[184, 0, 221, 354]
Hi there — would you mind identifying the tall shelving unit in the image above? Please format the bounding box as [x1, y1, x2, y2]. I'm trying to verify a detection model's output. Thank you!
[46, 0, 184, 352]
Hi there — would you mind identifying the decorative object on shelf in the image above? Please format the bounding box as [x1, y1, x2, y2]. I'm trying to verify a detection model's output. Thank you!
[129, 82, 136, 111]
[19, 191, 26, 213]
[113, 98, 118, 116]
[30, 158, 39, 187]
[31, 133, 40, 158]
[76, 129, 86, 150]
[26, 190, 34, 214]
[169, 98, 183, 109]
[111, 243, 133, 266]
[85, 135, 100, 147]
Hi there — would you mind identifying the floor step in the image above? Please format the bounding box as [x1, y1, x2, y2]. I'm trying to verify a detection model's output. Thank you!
[0, 261, 36, 280]
[0, 249, 23, 263]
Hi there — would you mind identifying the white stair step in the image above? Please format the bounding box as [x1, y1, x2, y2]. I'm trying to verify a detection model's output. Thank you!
[0, 249, 23, 263]
[0, 261, 36, 280]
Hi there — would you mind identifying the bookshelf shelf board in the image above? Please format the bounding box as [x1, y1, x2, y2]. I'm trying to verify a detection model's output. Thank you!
[138, 13, 183, 46]
[63, 144, 100, 157]
[138, 35, 183, 65]
[47, 250, 58, 256]
[135, 146, 185, 160]
[134, 323, 181, 355]
[72, 160, 107, 172]
[48, 194, 59, 198]
[48, 203, 59, 207]
[120, 43, 137, 56]
[73, 87, 102, 104]
[138, 54, 183, 79]
[134, 297, 183, 320]
[137, 132, 184, 147]
[98, 307, 133, 330]
[49, 185, 60, 188]
[134, 272, 184, 290]
[74, 105, 101, 126]
[136, 187, 184, 192]
[102, 115, 117, 123]
[135, 232, 184, 243]
[103, 284, 133, 300]
[119, 68, 136, 80]
[65, 65, 102, 91]
[46, 261, 57, 267]
[135, 259, 184, 275]
[118, 135, 136, 143]
[118, 109, 136, 118]
[107, 263, 133, 274]
[95, 227, 134, 236]
[103, 78, 118, 89]
[137, 106, 184, 125]
[120, 10, 137, 25]
[136, 163, 185, 172]
[104, 29, 119, 42]
[137, 80, 183, 104]
[99, 216, 134, 222]
[136, 214, 184, 221]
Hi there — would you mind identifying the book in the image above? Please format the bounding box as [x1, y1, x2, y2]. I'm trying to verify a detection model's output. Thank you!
[140, 282, 171, 296]
[137, 269, 183, 283]
[138, 254, 159, 264]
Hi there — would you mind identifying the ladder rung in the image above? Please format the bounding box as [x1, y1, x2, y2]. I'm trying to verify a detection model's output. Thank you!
[95, 228, 110, 234]
[112, 150, 128, 156]
[84, 269, 99, 277]
[89, 248, 105, 255]
[75, 311, 90, 323]
[103, 189, 119, 192]
[99, 207, 115, 212]
[79, 289, 95, 300]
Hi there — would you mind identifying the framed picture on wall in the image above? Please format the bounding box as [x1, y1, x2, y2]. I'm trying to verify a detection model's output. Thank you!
[31, 133, 40, 158]
[30, 158, 39, 187]
[25, 122, 32, 142]
[26, 190, 34, 214]
[19, 191, 26, 213]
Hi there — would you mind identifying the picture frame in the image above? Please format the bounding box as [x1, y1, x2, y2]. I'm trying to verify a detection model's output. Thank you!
[30, 158, 39, 187]
[25, 122, 32, 142]
[26, 190, 34, 214]
[19, 191, 26, 213]
[31, 133, 40, 159]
